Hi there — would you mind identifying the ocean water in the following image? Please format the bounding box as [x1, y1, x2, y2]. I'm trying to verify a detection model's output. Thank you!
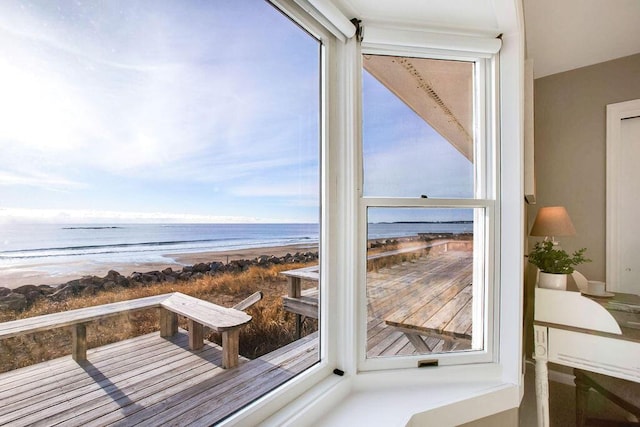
[0, 222, 471, 280]
[0, 223, 319, 269]
[367, 222, 472, 240]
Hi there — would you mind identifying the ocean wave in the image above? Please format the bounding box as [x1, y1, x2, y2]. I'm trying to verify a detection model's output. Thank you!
[0, 237, 319, 261]
[3, 239, 214, 253]
[61, 226, 124, 230]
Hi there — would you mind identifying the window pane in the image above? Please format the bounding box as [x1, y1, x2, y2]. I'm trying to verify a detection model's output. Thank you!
[362, 55, 475, 198]
[366, 207, 483, 358]
[0, 1, 320, 422]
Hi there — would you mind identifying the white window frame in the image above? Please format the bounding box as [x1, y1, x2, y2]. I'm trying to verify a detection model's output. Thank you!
[1, 0, 524, 424]
[357, 46, 500, 371]
[223, 4, 518, 424]
[218, 1, 342, 424]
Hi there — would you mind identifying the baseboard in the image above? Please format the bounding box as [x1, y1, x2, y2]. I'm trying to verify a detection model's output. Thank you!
[549, 369, 575, 387]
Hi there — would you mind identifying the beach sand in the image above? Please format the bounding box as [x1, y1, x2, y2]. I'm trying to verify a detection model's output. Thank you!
[0, 243, 318, 290]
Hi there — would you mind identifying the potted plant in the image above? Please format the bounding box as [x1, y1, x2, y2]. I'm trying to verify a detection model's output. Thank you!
[528, 241, 591, 290]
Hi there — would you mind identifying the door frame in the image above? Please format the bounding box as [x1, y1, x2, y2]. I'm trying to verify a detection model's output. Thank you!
[606, 99, 640, 291]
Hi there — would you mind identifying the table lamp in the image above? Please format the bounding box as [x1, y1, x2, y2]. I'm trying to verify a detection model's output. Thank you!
[529, 206, 576, 245]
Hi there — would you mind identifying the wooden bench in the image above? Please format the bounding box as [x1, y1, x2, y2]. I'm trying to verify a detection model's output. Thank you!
[0, 292, 259, 369]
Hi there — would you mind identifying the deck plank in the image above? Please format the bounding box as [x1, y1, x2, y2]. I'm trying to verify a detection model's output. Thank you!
[103, 332, 318, 427]
[3, 332, 221, 426]
[0, 330, 318, 427]
[0, 330, 181, 390]
[183, 348, 318, 426]
[368, 250, 474, 355]
[426, 284, 473, 336]
[0, 323, 168, 386]
[0, 333, 189, 412]
[39, 345, 228, 426]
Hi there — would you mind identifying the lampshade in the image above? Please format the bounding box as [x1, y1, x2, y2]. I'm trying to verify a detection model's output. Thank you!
[530, 206, 576, 237]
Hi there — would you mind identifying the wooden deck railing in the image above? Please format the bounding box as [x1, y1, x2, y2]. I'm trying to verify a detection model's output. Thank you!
[0, 292, 260, 369]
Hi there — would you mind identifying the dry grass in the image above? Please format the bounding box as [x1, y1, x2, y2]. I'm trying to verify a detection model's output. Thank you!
[0, 263, 318, 373]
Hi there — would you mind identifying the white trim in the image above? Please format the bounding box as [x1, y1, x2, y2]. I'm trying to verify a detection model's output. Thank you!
[263, 8, 523, 423]
[270, 0, 334, 42]
[2, 1, 525, 425]
[606, 99, 640, 292]
[260, 374, 351, 426]
[217, 3, 339, 424]
[357, 47, 499, 371]
[333, 35, 362, 375]
[496, 23, 524, 388]
[307, 0, 356, 39]
[363, 25, 502, 57]
[287, 0, 355, 41]
[265, 364, 520, 426]
[223, 1, 524, 423]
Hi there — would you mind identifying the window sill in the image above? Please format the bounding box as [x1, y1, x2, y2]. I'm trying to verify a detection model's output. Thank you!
[262, 363, 522, 426]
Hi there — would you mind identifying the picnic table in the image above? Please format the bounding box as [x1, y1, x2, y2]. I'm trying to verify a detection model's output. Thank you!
[279, 242, 438, 337]
[383, 280, 473, 352]
[281, 266, 319, 337]
[367, 247, 474, 354]
[280, 241, 474, 351]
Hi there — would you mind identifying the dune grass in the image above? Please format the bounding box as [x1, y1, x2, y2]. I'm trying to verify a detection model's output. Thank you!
[0, 238, 468, 373]
[0, 263, 318, 373]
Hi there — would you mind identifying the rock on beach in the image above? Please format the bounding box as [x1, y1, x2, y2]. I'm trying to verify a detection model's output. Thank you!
[0, 251, 319, 312]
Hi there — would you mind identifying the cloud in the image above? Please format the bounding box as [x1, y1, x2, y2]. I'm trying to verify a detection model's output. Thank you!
[0, 207, 279, 224]
[0, 8, 318, 175]
[364, 134, 473, 198]
[230, 181, 319, 199]
[362, 68, 473, 199]
[0, 170, 87, 192]
[0, 1, 321, 222]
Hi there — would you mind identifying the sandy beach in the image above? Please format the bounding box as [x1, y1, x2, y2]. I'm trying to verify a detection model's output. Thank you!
[0, 243, 318, 290]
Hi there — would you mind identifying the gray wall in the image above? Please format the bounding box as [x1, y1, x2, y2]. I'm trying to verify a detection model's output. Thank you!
[531, 53, 640, 281]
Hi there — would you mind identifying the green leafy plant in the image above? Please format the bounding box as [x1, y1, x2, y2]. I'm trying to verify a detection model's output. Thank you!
[528, 241, 591, 274]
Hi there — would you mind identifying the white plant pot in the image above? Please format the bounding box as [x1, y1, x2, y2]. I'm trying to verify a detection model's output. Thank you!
[538, 271, 568, 290]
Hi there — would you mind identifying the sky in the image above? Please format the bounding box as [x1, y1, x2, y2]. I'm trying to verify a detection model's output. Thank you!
[362, 71, 473, 200]
[362, 68, 474, 223]
[0, 0, 472, 225]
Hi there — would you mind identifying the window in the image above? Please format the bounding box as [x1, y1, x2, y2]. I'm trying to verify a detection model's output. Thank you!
[0, 0, 326, 422]
[0, 0, 526, 423]
[360, 53, 497, 369]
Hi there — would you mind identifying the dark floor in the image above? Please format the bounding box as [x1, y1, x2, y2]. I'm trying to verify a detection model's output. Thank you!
[519, 361, 636, 426]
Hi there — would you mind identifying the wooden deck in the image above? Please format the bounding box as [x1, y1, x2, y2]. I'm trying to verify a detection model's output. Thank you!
[0, 330, 318, 426]
[0, 244, 473, 426]
[366, 249, 473, 357]
[281, 244, 474, 358]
